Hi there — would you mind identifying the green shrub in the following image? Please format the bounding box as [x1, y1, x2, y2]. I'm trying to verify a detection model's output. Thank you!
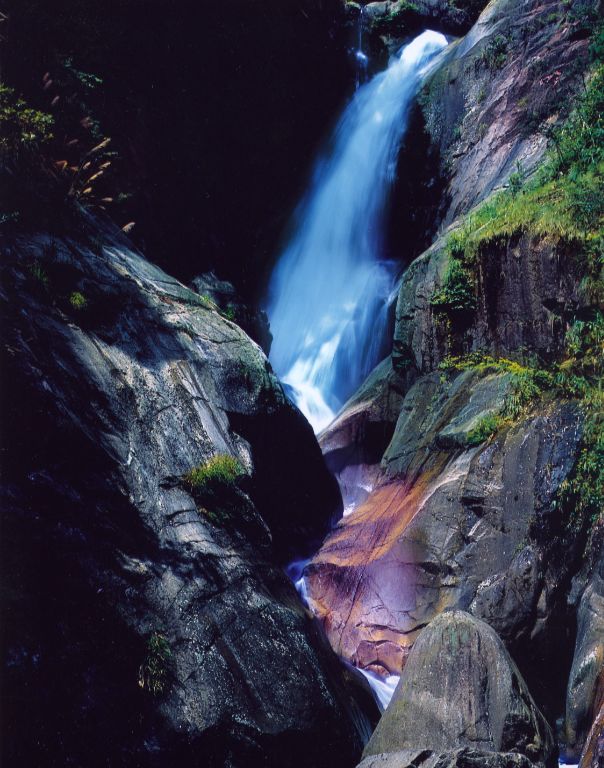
[184, 454, 244, 492]
[138, 632, 171, 696]
[0, 84, 54, 162]
[197, 294, 214, 309]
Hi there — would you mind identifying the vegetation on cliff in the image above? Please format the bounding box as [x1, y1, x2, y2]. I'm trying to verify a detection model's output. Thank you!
[439, 25, 604, 299]
[432, 25, 604, 542]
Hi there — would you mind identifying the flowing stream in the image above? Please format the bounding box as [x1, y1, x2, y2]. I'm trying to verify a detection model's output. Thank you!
[267, 30, 448, 433]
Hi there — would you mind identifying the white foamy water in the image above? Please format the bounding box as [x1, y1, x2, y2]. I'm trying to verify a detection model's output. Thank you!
[358, 668, 401, 711]
[267, 30, 448, 432]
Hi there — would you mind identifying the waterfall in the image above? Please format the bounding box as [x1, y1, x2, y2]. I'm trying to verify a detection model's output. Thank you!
[267, 30, 448, 433]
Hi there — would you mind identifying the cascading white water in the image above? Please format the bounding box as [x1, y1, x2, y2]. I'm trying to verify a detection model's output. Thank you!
[267, 30, 448, 433]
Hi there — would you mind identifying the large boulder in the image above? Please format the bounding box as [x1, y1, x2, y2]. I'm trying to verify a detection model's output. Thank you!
[363, 611, 555, 767]
[0, 217, 375, 767]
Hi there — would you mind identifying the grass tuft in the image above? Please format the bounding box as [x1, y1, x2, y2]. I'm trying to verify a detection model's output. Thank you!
[184, 454, 244, 493]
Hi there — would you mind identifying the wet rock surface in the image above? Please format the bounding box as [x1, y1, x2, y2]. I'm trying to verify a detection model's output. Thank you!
[579, 705, 604, 768]
[363, 612, 555, 767]
[0, 218, 375, 767]
[306, 366, 582, 682]
[319, 357, 408, 511]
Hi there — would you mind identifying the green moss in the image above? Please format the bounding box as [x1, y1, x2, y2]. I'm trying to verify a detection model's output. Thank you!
[431, 256, 477, 313]
[440, 353, 555, 421]
[442, 58, 604, 271]
[389, 1, 419, 18]
[466, 412, 504, 446]
[369, 1, 418, 31]
[184, 454, 244, 493]
[69, 290, 87, 310]
[478, 35, 509, 71]
[138, 632, 171, 696]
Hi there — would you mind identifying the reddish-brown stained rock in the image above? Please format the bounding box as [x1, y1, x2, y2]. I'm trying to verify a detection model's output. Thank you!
[305, 367, 581, 680]
[579, 706, 604, 768]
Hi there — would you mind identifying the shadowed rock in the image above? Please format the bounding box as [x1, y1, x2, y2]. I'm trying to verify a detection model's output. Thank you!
[393, 233, 589, 377]
[0, 217, 375, 767]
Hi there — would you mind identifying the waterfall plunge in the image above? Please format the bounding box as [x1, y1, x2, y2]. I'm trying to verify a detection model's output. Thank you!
[267, 30, 448, 433]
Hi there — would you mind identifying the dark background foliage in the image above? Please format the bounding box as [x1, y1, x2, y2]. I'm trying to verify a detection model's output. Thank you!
[2, 0, 354, 295]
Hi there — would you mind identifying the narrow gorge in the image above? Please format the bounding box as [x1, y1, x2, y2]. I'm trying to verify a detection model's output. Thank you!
[1, 1, 602, 768]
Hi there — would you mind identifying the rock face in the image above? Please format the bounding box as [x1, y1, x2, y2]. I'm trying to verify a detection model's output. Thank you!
[190, 271, 273, 355]
[566, 549, 604, 760]
[363, 612, 555, 767]
[303, 0, 597, 731]
[345, 0, 486, 67]
[579, 706, 604, 768]
[393, 233, 588, 376]
[306, 366, 582, 678]
[418, 0, 593, 224]
[0, 217, 376, 767]
[319, 357, 408, 512]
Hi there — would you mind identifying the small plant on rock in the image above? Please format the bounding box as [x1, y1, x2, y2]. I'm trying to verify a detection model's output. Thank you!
[222, 303, 237, 322]
[431, 256, 477, 313]
[69, 291, 87, 310]
[466, 412, 503, 446]
[184, 454, 244, 493]
[479, 35, 509, 71]
[138, 632, 171, 696]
